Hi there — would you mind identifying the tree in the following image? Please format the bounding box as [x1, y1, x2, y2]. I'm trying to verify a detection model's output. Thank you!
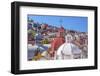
[28, 29, 36, 39]
[42, 39, 49, 44]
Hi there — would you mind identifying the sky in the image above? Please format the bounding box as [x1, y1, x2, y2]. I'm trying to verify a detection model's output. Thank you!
[28, 15, 88, 32]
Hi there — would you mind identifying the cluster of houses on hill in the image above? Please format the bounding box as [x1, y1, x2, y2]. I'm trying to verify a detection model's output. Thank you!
[28, 19, 63, 45]
[28, 19, 88, 61]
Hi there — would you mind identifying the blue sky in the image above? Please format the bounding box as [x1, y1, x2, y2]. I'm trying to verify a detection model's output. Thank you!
[28, 15, 88, 32]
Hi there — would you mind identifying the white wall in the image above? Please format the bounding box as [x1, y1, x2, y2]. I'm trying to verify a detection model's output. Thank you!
[0, 0, 99, 76]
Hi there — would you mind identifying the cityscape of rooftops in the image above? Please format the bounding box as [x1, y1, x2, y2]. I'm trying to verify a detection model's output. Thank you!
[27, 15, 88, 61]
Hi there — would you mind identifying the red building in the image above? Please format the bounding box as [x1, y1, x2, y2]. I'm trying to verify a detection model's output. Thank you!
[49, 26, 65, 57]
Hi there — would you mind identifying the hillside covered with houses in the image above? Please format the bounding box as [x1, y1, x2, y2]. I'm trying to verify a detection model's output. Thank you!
[28, 18, 88, 61]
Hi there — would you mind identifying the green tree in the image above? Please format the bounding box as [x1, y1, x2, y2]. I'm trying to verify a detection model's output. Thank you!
[42, 39, 49, 44]
[28, 29, 36, 39]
